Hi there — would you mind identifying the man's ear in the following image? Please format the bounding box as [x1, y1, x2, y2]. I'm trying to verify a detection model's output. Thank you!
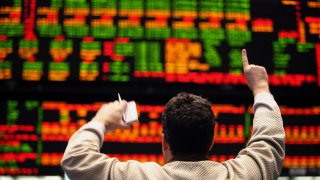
[162, 134, 170, 151]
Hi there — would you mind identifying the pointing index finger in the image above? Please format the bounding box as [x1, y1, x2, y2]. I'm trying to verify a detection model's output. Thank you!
[242, 49, 249, 69]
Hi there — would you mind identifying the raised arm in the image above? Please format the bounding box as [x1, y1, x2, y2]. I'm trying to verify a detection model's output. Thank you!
[61, 101, 129, 180]
[222, 49, 285, 180]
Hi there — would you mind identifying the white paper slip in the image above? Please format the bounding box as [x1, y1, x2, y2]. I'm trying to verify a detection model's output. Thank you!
[118, 93, 138, 124]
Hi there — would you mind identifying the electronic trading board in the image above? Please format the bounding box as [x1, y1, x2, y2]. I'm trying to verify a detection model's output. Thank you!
[0, 0, 319, 86]
[0, 0, 319, 178]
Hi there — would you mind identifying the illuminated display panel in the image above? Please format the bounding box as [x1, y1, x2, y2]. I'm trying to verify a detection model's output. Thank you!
[0, 0, 319, 178]
[0, 100, 319, 176]
[0, 0, 318, 86]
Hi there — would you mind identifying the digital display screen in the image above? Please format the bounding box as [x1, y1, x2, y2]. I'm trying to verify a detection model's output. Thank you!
[0, 0, 319, 178]
[0, 0, 319, 86]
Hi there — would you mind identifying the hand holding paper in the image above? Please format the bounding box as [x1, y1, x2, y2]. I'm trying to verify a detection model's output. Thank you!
[91, 94, 138, 130]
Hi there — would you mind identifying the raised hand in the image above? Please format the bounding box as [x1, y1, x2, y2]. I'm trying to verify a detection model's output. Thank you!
[92, 100, 128, 130]
[242, 49, 270, 96]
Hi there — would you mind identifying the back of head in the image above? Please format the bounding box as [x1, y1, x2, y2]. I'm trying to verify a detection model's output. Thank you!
[162, 92, 215, 156]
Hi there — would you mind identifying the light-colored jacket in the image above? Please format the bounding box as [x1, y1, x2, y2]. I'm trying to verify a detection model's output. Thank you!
[61, 92, 285, 180]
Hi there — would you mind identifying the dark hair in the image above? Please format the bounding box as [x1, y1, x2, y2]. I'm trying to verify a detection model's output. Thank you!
[162, 92, 215, 156]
